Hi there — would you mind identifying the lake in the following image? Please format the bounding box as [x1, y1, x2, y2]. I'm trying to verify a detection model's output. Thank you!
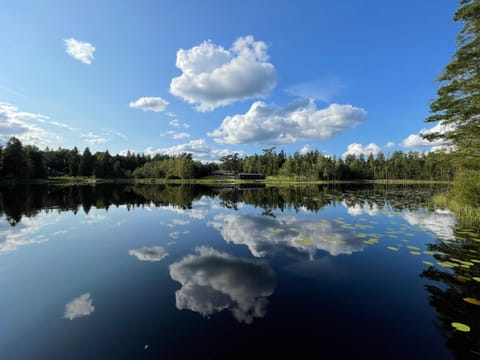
[0, 183, 479, 359]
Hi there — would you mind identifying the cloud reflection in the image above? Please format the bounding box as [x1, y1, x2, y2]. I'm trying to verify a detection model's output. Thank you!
[403, 209, 456, 240]
[209, 214, 364, 258]
[169, 247, 275, 324]
[64, 293, 95, 320]
[129, 246, 168, 262]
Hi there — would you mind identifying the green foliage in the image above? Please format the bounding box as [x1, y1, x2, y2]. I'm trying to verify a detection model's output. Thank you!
[425, 0, 480, 163]
[450, 170, 480, 207]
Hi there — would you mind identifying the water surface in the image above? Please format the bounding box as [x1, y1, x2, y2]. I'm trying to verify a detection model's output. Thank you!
[0, 184, 479, 359]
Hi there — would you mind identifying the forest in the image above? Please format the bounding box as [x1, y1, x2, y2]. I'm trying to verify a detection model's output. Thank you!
[0, 136, 456, 182]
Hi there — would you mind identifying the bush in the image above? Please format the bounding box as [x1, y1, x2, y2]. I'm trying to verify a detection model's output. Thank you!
[450, 170, 480, 207]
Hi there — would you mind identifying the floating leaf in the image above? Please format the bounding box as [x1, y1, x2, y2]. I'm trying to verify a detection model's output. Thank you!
[457, 275, 470, 283]
[463, 297, 480, 305]
[410, 251, 421, 255]
[387, 246, 399, 251]
[423, 251, 435, 255]
[272, 228, 285, 234]
[295, 236, 313, 245]
[473, 277, 480, 282]
[406, 245, 420, 250]
[451, 322, 470, 332]
[471, 259, 480, 264]
[405, 233, 415, 237]
[289, 228, 298, 232]
[422, 261, 434, 266]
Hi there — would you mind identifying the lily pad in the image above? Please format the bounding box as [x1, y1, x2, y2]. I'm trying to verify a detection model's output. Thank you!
[473, 277, 480, 282]
[451, 322, 470, 332]
[387, 246, 399, 251]
[295, 236, 313, 245]
[410, 251, 421, 255]
[422, 261, 434, 266]
[407, 245, 420, 250]
[463, 298, 480, 305]
[272, 228, 285, 234]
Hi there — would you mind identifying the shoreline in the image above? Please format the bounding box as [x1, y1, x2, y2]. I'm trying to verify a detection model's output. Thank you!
[0, 177, 453, 186]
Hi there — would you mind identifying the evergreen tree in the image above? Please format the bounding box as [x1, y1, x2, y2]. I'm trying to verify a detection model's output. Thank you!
[79, 147, 95, 176]
[425, 0, 480, 164]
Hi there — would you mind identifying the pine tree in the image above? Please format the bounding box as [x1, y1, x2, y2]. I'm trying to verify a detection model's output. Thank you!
[425, 0, 480, 164]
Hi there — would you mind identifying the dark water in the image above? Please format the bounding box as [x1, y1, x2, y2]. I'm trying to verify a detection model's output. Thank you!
[0, 184, 479, 359]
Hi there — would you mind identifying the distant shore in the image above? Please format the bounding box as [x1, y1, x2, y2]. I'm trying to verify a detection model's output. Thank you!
[0, 176, 453, 186]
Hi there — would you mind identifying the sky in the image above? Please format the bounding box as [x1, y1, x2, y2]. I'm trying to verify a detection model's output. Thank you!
[0, 0, 460, 161]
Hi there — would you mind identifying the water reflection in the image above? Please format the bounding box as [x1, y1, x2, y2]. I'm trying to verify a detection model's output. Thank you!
[169, 247, 276, 324]
[129, 246, 169, 262]
[0, 183, 448, 226]
[64, 293, 95, 320]
[403, 209, 456, 241]
[209, 214, 364, 258]
[420, 227, 480, 358]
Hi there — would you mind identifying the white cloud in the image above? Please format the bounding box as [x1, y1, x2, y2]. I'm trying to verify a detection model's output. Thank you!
[169, 119, 190, 129]
[342, 143, 381, 158]
[208, 213, 365, 258]
[81, 132, 109, 145]
[170, 36, 276, 111]
[64, 38, 95, 64]
[161, 130, 191, 139]
[401, 122, 453, 149]
[145, 139, 242, 162]
[209, 99, 367, 145]
[129, 97, 169, 112]
[169, 230, 190, 239]
[0, 102, 59, 147]
[128, 246, 168, 262]
[169, 247, 275, 324]
[386, 141, 395, 148]
[64, 293, 95, 320]
[300, 145, 311, 155]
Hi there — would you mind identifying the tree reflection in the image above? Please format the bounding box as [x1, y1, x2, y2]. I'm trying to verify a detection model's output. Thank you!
[0, 183, 449, 226]
[420, 227, 480, 358]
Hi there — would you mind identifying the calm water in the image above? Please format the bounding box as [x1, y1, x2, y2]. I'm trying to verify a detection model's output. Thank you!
[1, 184, 479, 359]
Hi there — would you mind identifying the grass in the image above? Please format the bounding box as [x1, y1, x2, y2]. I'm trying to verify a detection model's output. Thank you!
[433, 193, 480, 230]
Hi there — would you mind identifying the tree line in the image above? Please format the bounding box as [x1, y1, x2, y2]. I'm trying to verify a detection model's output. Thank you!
[0, 136, 457, 181]
[219, 147, 456, 181]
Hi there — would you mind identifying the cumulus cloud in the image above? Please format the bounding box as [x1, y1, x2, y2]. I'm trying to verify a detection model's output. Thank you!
[145, 139, 242, 162]
[170, 36, 276, 111]
[401, 123, 454, 150]
[81, 132, 109, 145]
[169, 119, 190, 129]
[169, 247, 276, 324]
[128, 246, 168, 262]
[64, 38, 95, 64]
[209, 99, 367, 145]
[403, 209, 456, 241]
[208, 213, 365, 258]
[299, 145, 311, 155]
[64, 293, 95, 320]
[129, 97, 169, 112]
[0, 102, 59, 147]
[342, 143, 381, 158]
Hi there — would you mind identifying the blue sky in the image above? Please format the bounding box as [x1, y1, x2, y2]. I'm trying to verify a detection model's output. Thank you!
[0, 0, 459, 161]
